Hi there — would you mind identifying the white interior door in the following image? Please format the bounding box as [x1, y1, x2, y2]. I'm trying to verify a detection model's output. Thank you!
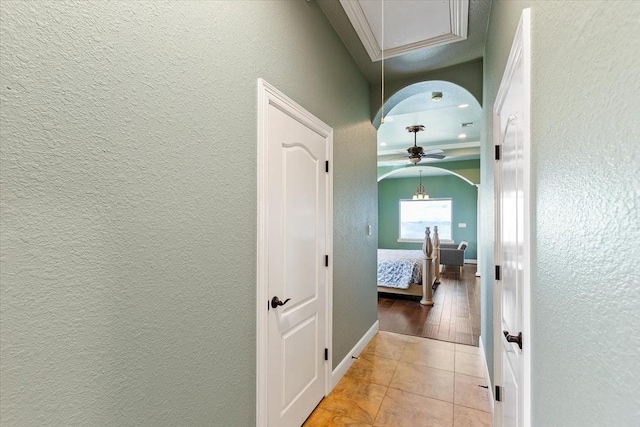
[494, 9, 531, 427]
[257, 80, 332, 427]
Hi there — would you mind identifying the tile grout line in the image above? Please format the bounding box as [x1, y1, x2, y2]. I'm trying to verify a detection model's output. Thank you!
[371, 380, 390, 423]
[383, 382, 492, 416]
[362, 341, 491, 417]
[313, 333, 489, 425]
[370, 339, 406, 424]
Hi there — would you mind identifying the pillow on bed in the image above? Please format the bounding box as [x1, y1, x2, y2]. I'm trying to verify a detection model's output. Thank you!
[457, 241, 468, 251]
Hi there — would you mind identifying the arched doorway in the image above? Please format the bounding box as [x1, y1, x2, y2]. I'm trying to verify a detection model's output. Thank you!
[375, 80, 483, 346]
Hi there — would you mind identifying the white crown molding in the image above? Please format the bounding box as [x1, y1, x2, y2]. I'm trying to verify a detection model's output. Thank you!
[340, 0, 380, 61]
[339, 0, 469, 62]
[450, 0, 469, 40]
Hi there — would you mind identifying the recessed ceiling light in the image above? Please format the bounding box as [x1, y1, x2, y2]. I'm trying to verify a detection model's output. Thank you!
[458, 133, 467, 139]
[458, 104, 469, 108]
[380, 142, 387, 146]
[431, 92, 443, 102]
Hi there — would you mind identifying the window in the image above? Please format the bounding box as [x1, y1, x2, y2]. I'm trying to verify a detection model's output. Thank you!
[399, 199, 452, 242]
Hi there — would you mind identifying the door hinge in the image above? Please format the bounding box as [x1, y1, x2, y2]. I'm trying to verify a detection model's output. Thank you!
[495, 145, 501, 160]
[495, 385, 502, 402]
[325, 160, 329, 173]
[324, 348, 329, 361]
[325, 255, 329, 267]
[495, 265, 501, 280]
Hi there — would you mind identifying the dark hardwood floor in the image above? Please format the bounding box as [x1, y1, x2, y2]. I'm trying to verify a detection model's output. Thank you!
[377, 264, 481, 346]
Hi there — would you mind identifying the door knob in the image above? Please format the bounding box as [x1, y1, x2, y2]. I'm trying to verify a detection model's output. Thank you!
[271, 296, 291, 309]
[503, 330, 523, 350]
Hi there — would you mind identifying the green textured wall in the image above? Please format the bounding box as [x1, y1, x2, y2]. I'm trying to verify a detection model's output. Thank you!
[0, 1, 377, 425]
[378, 176, 478, 259]
[482, 1, 640, 425]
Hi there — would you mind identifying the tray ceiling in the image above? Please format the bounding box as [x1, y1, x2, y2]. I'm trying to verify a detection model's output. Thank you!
[376, 81, 481, 167]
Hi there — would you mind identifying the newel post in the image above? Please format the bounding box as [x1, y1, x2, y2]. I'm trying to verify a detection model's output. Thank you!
[420, 227, 435, 306]
[433, 226, 441, 284]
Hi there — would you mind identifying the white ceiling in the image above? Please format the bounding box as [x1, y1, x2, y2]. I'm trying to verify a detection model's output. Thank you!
[377, 81, 481, 167]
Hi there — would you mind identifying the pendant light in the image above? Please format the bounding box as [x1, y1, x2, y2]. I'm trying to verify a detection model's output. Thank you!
[413, 170, 429, 200]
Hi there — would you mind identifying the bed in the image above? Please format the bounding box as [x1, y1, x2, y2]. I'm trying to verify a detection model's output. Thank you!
[377, 249, 424, 291]
[377, 227, 439, 304]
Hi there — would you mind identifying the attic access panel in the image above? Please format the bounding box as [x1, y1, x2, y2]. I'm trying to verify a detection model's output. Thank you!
[339, 0, 469, 61]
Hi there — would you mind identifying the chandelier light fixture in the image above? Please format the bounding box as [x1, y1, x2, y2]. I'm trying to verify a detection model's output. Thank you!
[413, 170, 429, 200]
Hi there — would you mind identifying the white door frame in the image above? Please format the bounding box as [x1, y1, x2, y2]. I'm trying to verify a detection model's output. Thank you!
[493, 9, 531, 427]
[256, 79, 333, 427]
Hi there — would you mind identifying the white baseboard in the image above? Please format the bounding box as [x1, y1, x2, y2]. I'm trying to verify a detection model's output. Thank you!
[331, 320, 379, 388]
[479, 335, 494, 415]
[465, 259, 478, 264]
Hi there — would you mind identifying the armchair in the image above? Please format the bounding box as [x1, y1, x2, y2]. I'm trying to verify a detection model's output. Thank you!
[439, 241, 468, 272]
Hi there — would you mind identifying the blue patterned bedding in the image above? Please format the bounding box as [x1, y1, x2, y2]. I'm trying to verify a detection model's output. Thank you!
[377, 249, 423, 289]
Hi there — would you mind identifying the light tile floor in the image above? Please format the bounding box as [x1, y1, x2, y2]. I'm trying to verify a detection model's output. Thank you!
[303, 331, 492, 427]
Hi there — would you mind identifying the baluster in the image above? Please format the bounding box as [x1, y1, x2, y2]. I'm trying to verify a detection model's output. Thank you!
[423, 227, 433, 258]
[421, 227, 435, 306]
[433, 226, 441, 284]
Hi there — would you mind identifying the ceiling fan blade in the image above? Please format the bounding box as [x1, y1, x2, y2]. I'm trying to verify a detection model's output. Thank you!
[422, 148, 444, 155]
[377, 154, 410, 161]
[379, 151, 446, 162]
[377, 158, 413, 166]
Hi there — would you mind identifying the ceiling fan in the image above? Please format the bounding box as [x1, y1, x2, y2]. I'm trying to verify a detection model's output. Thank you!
[405, 125, 445, 163]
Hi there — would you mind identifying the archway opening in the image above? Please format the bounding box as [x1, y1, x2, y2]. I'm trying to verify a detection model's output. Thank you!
[375, 80, 482, 346]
